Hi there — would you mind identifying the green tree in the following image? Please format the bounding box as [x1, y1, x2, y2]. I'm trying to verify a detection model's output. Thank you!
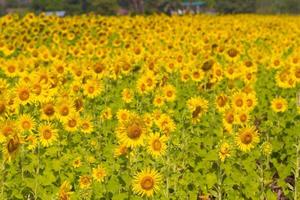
[216, 0, 256, 13]
[88, 0, 119, 15]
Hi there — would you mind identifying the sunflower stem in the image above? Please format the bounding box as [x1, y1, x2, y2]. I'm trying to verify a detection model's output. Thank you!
[128, 148, 132, 200]
[34, 143, 40, 200]
[294, 138, 299, 200]
[217, 160, 222, 200]
[1, 160, 5, 199]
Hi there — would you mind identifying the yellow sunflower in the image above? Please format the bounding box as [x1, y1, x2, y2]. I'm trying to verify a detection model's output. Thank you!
[162, 84, 176, 102]
[58, 181, 73, 200]
[114, 143, 128, 157]
[219, 142, 231, 162]
[271, 97, 288, 112]
[147, 132, 168, 157]
[39, 123, 58, 147]
[92, 165, 107, 182]
[132, 168, 162, 197]
[235, 126, 260, 152]
[83, 78, 103, 98]
[122, 88, 134, 103]
[187, 96, 209, 123]
[3, 134, 22, 162]
[18, 114, 36, 132]
[79, 175, 92, 189]
[116, 113, 147, 148]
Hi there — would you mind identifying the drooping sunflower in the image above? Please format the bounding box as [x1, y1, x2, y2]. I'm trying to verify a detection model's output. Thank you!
[3, 134, 22, 162]
[58, 181, 73, 200]
[39, 123, 58, 147]
[116, 113, 147, 148]
[132, 168, 162, 197]
[92, 165, 107, 182]
[187, 96, 209, 123]
[271, 97, 288, 112]
[147, 132, 168, 157]
[215, 93, 229, 113]
[235, 126, 259, 152]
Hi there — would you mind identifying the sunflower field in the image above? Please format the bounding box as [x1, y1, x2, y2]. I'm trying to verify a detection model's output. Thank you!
[0, 13, 300, 200]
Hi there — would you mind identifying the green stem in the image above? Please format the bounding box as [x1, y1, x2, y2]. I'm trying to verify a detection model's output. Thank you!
[217, 161, 222, 200]
[34, 144, 40, 200]
[294, 138, 299, 200]
[1, 160, 5, 199]
[128, 149, 132, 200]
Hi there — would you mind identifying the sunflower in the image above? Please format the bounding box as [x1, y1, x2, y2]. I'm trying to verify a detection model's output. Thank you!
[116, 109, 131, 122]
[0, 120, 18, 143]
[56, 100, 74, 122]
[73, 157, 81, 168]
[83, 78, 103, 99]
[147, 132, 167, 157]
[116, 113, 147, 148]
[244, 92, 257, 111]
[219, 142, 231, 162]
[15, 83, 32, 105]
[261, 142, 272, 156]
[191, 69, 204, 82]
[63, 112, 80, 132]
[80, 116, 94, 134]
[235, 126, 259, 152]
[215, 93, 229, 113]
[162, 84, 176, 102]
[132, 168, 162, 197]
[156, 114, 176, 136]
[271, 97, 288, 112]
[58, 181, 73, 200]
[18, 114, 36, 132]
[25, 134, 37, 150]
[41, 102, 56, 120]
[231, 91, 245, 110]
[79, 175, 92, 189]
[187, 96, 209, 123]
[121, 88, 134, 103]
[39, 123, 58, 147]
[114, 143, 128, 157]
[3, 134, 22, 162]
[92, 165, 107, 182]
[153, 95, 164, 107]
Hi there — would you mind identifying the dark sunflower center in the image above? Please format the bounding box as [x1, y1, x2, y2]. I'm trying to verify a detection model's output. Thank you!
[7, 138, 19, 153]
[141, 176, 154, 190]
[241, 132, 252, 144]
[43, 129, 52, 140]
[276, 102, 282, 109]
[217, 96, 227, 107]
[60, 107, 69, 116]
[68, 119, 77, 128]
[0, 103, 6, 114]
[236, 99, 243, 107]
[226, 114, 234, 123]
[44, 104, 55, 116]
[22, 121, 31, 129]
[152, 139, 162, 151]
[227, 48, 238, 58]
[88, 86, 95, 93]
[19, 90, 30, 101]
[247, 99, 253, 107]
[127, 123, 142, 139]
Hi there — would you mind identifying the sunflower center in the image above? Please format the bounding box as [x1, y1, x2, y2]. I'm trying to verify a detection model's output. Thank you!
[247, 99, 253, 107]
[88, 86, 95, 94]
[3, 126, 13, 137]
[43, 104, 55, 116]
[7, 138, 19, 153]
[226, 113, 234, 124]
[68, 119, 77, 128]
[82, 123, 89, 130]
[152, 139, 162, 151]
[60, 107, 69, 116]
[127, 123, 142, 139]
[19, 90, 30, 101]
[217, 96, 227, 107]
[8, 65, 16, 73]
[43, 129, 52, 140]
[241, 132, 252, 144]
[276, 102, 283, 109]
[0, 103, 6, 114]
[193, 71, 200, 78]
[22, 121, 31, 129]
[216, 69, 221, 76]
[295, 69, 300, 78]
[227, 48, 238, 58]
[141, 176, 154, 190]
[235, 99, 243, 107]
[166, 91, 173, 97]
[240, 114, 247, 122]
